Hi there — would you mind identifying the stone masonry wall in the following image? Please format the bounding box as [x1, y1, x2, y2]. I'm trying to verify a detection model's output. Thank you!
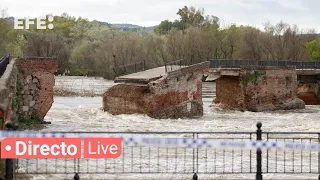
[0, 58, 17, 127]
[0, 58, 17, 179]
[15, 57, 58, 121]
[0, 57, 57, 178]
[103, 63, 208, 119]
[214, 67, 305, 111]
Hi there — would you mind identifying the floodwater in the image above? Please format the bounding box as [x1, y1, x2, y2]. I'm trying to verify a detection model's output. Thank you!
[19, 76, 320, 179]
[49, 77, 320, 133]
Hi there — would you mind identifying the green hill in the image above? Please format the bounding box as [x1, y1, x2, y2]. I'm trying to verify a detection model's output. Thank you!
[110, 23, 155, 32]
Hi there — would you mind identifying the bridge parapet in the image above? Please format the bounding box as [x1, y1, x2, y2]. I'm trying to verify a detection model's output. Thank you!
[0, 57, 17, 129]
[167, 61, 209, 76]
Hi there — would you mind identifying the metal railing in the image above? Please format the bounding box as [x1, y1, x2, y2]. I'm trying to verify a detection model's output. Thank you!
[113, 60, 146, 76]
[210, 59, 320, 70]
[0, 55, 10, 77]
[3, 122, 319, 180]
[164, 59, 189, 73]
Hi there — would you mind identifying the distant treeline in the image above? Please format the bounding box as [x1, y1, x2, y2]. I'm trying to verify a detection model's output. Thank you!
[0, 7, 319, 79]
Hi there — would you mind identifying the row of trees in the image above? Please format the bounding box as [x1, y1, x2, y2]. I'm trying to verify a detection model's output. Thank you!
[0, 7, 320, 79]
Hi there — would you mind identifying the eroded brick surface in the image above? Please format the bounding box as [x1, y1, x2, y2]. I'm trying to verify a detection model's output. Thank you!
[297, 83, 320, 105]
[214, 76, 244, 110]
[214, 67, 305, 111]
[103, 68, 206, 119]
[16, 58, 57, 120]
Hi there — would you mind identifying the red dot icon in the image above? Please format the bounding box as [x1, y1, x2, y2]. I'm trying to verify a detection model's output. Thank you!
[5, 145, 11, 151]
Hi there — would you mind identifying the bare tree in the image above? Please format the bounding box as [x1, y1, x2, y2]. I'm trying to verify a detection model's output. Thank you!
[239, 27, 264, 60]
[24, 32, 71, 74]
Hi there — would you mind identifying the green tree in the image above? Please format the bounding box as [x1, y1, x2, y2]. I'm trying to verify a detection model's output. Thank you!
[0, 9, 13, 56]
[177, 6, 205, 31]
[51, 13, 76, 38]
[306, 40, 320, 61]
[70, 42, 96, 75]
[5, 31, 26, 56]
[154, 20, 173, 35]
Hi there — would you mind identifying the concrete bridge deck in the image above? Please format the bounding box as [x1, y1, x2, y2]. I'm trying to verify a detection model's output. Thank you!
[114, 66, 166, 84]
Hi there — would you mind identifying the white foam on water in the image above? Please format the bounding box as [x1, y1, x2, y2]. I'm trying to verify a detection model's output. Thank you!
[22, 77, 320, 179]
[46, 91, 320, 134]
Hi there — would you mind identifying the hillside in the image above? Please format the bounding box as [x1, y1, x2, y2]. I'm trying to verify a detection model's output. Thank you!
[108, 23, 155, 32]
[79, 20, 155, 32]
[6, 16, 156, 32]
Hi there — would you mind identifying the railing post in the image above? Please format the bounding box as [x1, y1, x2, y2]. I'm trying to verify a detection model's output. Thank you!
[192, 132, 198, 180]
[143, 60, 146, 71]
[5, 121, 13, 180]
[193, 172, 198, 180]
[318, 133, 320, 180]
[74, 173, 80, 180]
[256, 122, 263, 180]
[165, 62, 167, 73]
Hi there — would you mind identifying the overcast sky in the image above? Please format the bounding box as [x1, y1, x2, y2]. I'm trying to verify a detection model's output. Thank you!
[1, 0, 319, 32]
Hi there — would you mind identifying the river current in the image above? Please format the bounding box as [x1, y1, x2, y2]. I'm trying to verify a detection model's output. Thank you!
[23, 76, 320, 179]
[47, 77, 320, 133]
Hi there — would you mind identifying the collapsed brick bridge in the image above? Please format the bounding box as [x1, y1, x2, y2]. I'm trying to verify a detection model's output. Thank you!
[103, 61, 210, 119]
[105, 59, 320, 117]
[0, 56, 57, 178]
[0, 56, 57, 128]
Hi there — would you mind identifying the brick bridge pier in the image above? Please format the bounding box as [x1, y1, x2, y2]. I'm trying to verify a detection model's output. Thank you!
[103, 61, 210, 118]
[0, 56, 57, 127]
[0, 56, 57, 179]
[207, 59, 320, 111]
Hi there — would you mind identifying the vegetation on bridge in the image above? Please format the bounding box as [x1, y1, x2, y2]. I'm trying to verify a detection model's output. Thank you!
[241, 70, 266, 87]
[11, 73, 41, 129]
[0, 7, 319, 79]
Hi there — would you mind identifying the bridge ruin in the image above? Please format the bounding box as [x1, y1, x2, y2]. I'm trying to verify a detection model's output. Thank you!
[105, 59, 320, 116]
[208, 59, 320, 110]
[103, 61, 210, 118]
[213, 66, 305, 111]
[0, 56, 57, 128]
